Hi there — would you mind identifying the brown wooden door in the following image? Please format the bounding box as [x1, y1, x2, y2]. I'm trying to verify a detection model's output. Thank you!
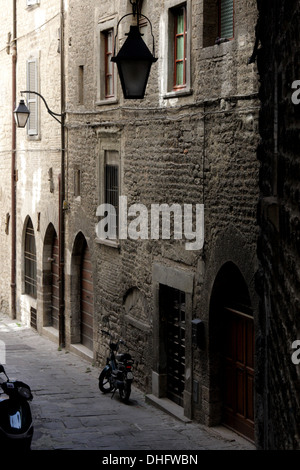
[51, 233, 59, 330]
[223, 307, 254, 441]
[80, 244, 94, 350]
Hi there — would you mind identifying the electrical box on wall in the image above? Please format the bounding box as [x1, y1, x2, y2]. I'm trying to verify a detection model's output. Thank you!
[191, 319, 204, 349]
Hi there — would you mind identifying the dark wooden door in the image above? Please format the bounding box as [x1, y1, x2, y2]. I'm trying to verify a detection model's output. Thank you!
[160, 285, 186, 407]
[80, 244, 94, 350]
[51, 233, 59, 330]
[223, 307, 254, 441]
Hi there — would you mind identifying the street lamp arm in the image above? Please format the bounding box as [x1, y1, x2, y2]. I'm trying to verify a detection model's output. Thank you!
[20, 90, 62, 124]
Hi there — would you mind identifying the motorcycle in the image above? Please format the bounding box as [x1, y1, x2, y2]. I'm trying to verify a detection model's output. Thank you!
[98, 330, 134, 403]
[0, 364, 34, 450]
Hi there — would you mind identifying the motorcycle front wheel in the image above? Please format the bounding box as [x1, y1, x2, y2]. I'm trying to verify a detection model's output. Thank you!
[119, 380, 131, 403]
[99, 368, 113, 393]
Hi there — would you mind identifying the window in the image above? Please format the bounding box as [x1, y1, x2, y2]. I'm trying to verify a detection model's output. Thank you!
[104, 151, 119, 236]
[203, 0, 234, 47]
[104, 30, 114, 98]
[96, 21, 117, 104]
[173, 6, 186, 90]
[24, 218, 37, 298]
[26, 58, 39, 136]
[219, 0, 234, 39]
[163, 1, 191, 97]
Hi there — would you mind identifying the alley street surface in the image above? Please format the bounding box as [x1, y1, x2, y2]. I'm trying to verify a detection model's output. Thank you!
[0, 312, 254, 453]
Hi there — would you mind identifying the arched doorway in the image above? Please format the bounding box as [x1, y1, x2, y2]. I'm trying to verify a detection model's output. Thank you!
[50, 231, 59, 330]
[209, 262, 255, 442]
[80, 241, 94, 350]
[43, 223, 59, 331]
[70, 233, 94, 352]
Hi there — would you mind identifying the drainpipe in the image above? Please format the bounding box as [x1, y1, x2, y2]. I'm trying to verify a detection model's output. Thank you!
[11, 0, 17, 319]
[58, 0, 66, 348]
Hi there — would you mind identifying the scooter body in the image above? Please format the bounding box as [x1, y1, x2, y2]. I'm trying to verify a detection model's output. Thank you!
[0, 365, 34, 450]
[99, 330, 134, 403]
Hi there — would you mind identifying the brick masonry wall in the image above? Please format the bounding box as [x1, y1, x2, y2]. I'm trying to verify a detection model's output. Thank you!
[257, 0, 300, 449]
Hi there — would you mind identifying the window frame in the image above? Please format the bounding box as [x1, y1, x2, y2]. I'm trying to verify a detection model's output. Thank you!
[96, 19, 118, 105]
[163, 0, 192, 99]
[173, 5, 187, 90]
[218, 0, 234, 40]
[104, 29, 114, 99]
[96, 131, 122, 247]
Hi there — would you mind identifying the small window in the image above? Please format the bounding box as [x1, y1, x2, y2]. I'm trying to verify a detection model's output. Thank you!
[104, 30, 114, 98]
[105, 153, 119, 235]
[24, 218, 37, 298]
[219, 0, 234, 39]
[26, 58, 39, 136]
[203, 0, 234, 48]
[173, 6, 187, 90]
[97, 23, 117, 103]
[164, 1, 191, 97]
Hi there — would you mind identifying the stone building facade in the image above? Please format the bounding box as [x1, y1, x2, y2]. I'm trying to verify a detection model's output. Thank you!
[63, 0, 260, 444]
[256, 0, 300, 449]
[0, 0, 62, 335]
[0, 0, 280, 448]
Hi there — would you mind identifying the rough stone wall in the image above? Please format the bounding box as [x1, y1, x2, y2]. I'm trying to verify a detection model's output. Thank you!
[15, 0, 61, 328]
[256, 0, 300, 450]
[64, 0, 260, 429]
[0, 7, 13, 315]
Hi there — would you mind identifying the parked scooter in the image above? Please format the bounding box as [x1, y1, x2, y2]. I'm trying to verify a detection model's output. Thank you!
[0, 364, 34, 450]
[98, 330, 134, 403]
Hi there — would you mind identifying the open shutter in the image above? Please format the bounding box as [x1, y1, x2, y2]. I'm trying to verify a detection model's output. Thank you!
[220, 0, 234, 39]
[27, 59, 38, 136]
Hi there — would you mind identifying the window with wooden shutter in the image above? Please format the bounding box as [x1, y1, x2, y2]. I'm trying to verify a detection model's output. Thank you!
[219, 0, 234, 39]
[26, 59, 38, 136]
[173, 6, 187, 90]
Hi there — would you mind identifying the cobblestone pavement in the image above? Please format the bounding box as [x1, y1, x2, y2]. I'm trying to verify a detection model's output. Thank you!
[0, 312, 255, 452]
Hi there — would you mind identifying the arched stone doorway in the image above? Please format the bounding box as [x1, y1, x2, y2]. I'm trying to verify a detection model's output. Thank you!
[209, 261, 255, 442]
[70, 233, 94, 352]
[43, 223, 59, 330]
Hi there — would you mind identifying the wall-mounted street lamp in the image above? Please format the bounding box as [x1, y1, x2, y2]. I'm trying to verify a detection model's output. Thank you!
[14, 90, 62, 127]
[112, 0, 157, 99]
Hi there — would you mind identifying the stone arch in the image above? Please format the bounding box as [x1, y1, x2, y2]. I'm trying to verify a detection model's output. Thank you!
[209, 261, 255, 441]
[42, 223, 59, 329]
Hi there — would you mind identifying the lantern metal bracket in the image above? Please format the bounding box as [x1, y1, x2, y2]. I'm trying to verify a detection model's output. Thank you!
[113, 1, 156, 59]
[20, 90, 62, 124]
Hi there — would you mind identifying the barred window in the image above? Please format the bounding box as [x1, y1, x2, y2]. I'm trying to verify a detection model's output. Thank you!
[24, 218, 37, 298]
[105, 163, 119, 236]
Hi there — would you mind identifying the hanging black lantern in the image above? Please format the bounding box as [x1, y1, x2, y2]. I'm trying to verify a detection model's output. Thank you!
[14, 99, 30, 128]
[112, 25, 157, 99]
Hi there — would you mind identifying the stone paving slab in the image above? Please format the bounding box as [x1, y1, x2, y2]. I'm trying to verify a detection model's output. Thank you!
[0, 312, 255, 452]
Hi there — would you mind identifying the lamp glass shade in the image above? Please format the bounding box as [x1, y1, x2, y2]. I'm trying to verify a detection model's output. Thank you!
[14, 99, 30, 128]
[112, 26, 157, 99]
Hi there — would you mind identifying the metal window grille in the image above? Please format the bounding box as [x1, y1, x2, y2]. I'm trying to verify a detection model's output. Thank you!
[105, 164, 119, 235]
[24, 219, 37, 298]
